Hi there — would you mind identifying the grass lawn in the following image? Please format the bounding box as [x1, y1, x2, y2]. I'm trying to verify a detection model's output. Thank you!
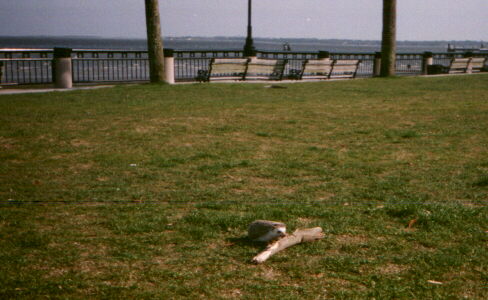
[1, 75, 487, 299]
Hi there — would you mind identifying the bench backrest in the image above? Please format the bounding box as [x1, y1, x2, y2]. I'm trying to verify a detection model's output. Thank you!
[448, 58, 471, 74]
[300, 58, 333, 80]
[330, 60, 361, 79]
[207, 58, 249, 81]
[469, 57, 486, 73]
[246, 58, 287, 80]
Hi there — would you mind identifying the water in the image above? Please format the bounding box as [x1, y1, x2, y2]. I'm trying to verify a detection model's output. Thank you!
[0, 36, 463, 53]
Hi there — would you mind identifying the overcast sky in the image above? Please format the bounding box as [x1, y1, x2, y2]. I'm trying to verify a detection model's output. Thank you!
[1, 0, 487, 41]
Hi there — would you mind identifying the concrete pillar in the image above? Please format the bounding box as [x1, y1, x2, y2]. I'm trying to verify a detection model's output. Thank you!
[0, 61, 4, 87]
[163, 48, 175, 84]
[464, 52, 474, 74]
[373, 52, 382, 77]
[421, 52, 433, 75]
[53, 48, 73, 88]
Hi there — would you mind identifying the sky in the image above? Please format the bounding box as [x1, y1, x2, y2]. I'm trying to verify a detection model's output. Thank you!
[0, 0, 487, 41]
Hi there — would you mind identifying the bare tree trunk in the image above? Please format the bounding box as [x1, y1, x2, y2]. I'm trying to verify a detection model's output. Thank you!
[380, 0, 397, 77]
[145, 0, 165, 83]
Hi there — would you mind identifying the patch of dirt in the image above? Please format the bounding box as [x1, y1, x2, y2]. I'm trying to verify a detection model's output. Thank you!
[315, 277, 367, 292]
[45, 268, 70, 278]
[411, 242, 436, 252]
[255, 266, 282, 280]
[335, 234, 369, 245]
[51, 154, 70, 160]
[246, 176, 296, 195]
[296, 217, 316, 227]
[229, 132, 254, 143]
[375, 263, 409, 275]
[70, 139, 92, 147]
[0, 136, 16, 149]
[316, 192, 336, 201]
[6, 159, 23, 164]
[392, 150, 415, 161]
[220, 288, 244, 299]
[151, 256, 169, 266]
[134, 125, 157, 133]
[71, 162, 94, 171]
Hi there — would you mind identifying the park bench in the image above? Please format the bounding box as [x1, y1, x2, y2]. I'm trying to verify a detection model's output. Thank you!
[428, 57, 487, 75]
[296, 58, 361, 80]
[445, 57, 472, 74]
[245, 58, 287, 80]
[468, 57, 486, 73]
[329, 59, 361, 79]
[197, 58, 250, 82]
[197, 57, 363, 82]
[297, 58, 334, 80]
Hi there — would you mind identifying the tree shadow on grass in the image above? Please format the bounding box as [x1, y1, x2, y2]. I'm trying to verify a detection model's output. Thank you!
[225, 236, 269, 264]
[227, 235, 264, 248]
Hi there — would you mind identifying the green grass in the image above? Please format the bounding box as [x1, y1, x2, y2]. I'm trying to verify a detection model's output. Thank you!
[1, 75, 487, 299]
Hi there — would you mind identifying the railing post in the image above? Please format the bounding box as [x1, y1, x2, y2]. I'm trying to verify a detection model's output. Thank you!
[318, 51, 330, 59]
[373, 52, 382, 77]
[53, 48, 73, 88]
[0, 61, 4, 87]
[421, 51, 433, 75]
[163, 48, 175, 84]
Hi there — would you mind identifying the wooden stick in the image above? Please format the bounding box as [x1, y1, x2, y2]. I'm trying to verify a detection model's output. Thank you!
[252, 227, 325, 264]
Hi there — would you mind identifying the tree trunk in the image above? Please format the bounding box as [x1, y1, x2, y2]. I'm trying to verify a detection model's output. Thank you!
[380, 0, 397, 77]
[145, 0, 165, 83]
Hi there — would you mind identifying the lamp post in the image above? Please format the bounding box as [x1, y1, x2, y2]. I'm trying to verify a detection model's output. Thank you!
[243, 0, 256, 56]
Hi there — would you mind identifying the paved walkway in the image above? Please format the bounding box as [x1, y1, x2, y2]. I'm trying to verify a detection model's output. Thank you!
[1, 73, 485, 95]
[0, 85, 114, 95]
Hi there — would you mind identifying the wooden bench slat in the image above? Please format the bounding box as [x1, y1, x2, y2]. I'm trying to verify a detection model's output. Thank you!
[300, 58, 333, 80]
[246, 59, 286, 80]
[329, 60, 360, 79]
[469, 57, 486, 73]
[202, 58, 249, 82]
[446, 57, 470, 74]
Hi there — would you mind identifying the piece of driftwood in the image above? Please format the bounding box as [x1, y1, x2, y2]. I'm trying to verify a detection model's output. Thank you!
[252, 227, 325, 264]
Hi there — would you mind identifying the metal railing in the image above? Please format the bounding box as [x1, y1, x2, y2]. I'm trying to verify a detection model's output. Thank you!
[395, 53, 423, 75]
[330, 53, 375, 77]
[174, 50, 243, 82]
[0, 59, 52, 84]
[72, 58, 149, 82]
[1, 48, 487, 85]
[72, 50, 149, 83]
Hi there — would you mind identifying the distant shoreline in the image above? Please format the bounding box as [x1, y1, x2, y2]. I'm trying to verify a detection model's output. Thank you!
[1, 35, 486, 43]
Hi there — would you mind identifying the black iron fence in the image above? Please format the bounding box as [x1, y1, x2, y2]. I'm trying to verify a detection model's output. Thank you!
[71, 50, 149, 82]
[72, 58, 149, 82]
[0, 59, 52, 84]
[1, 48, 487, 85]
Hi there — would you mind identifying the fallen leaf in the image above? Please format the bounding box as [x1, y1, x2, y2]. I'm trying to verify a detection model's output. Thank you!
[407, 219, 418, 229]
